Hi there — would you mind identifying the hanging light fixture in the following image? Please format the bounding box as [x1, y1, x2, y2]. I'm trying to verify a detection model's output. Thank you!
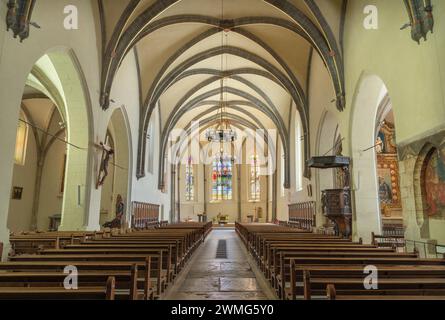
[205, 0, 237, 144]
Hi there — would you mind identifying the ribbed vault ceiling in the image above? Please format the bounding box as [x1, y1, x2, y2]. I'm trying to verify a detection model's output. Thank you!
[98, 0, 344, 188]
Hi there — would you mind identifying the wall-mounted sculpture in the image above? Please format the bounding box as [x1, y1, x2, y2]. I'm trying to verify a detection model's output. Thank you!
[402, 0, 434, 44]
[6, 0, 38, 42]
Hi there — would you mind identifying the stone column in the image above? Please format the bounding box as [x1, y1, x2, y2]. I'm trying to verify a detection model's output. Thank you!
[399, 157, 422, 240]
[170, 163, 176, 223]
[237, 164, 242, 222]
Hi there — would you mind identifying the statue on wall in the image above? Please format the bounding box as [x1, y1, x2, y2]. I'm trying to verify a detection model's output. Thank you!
[402, 0, 434, 44]
[376, 136, 384, 154]
[116, 194, 125, 220]
[6, 0, 39, 42]
[102, 194, 125, 229]
[96, 141, 115, 189]
[377, 122, 397, 155]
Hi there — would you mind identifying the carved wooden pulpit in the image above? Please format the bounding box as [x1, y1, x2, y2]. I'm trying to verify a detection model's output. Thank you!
[308, 156, 352, 238]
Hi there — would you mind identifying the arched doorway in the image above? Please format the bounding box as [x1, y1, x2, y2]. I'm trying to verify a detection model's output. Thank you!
[98, 108, 132, 228]
[374, 97, 404, 236]
[7, 93, 67, 233]
[45, 49, 94, 231]
[5, 48, 94, 236]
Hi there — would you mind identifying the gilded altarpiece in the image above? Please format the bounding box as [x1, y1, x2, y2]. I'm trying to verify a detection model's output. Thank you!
[376, 122, 403, 220]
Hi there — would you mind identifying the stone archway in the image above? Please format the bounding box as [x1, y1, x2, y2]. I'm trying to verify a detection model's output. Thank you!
[6, 96, 67, 234]
[349, 73, 389, 243]
[98, 107, 132, 228]
[413, 144, 437, 240]
[43, 49, 94, 231]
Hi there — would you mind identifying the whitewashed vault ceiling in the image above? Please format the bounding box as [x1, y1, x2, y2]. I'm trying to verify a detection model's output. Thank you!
[98, 0, 345, 189]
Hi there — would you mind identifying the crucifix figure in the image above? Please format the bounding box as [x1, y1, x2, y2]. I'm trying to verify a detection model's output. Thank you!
[96, 141, 114, 188]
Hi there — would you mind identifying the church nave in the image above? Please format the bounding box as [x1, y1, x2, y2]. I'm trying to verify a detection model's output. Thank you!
[0, 0, 444, 308]
[165, 228, 274, 300]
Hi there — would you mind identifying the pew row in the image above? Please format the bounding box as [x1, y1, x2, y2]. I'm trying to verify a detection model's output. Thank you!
[0, 222, 211, 300]
[236, 222, 445, 301]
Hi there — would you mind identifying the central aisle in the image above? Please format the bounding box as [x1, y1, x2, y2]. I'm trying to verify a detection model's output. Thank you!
[164, 228, 276, 300]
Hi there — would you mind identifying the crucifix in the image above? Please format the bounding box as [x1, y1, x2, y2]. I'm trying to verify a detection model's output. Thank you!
[95, 138, 114, 189]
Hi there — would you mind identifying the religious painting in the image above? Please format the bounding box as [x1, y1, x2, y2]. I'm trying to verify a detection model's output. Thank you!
[424, 149, 445, 218]
[377, 154, 401, 209]
[12, 187, 23, 200]
[376, 122, 397, 155]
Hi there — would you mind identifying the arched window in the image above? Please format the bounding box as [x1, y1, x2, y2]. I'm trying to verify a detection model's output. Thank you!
[14, 111, 28, 166]
[147, 117, 155, 174]
[185, 156, 194, 201]
[250, 155, 261, 201]
[295, 116, 303, 191]
[212, 154, 233, 201]
[280, 142, 285, 196]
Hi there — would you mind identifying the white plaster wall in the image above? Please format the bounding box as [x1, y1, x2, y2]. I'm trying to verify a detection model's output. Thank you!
[111, 51, 171, 223]
[7, 126, 37, 233]
[37, 114, 66, 231]
[279, 52, 333, 224]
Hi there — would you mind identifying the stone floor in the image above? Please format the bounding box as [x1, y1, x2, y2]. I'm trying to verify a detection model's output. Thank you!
[164, 228, 276, 300]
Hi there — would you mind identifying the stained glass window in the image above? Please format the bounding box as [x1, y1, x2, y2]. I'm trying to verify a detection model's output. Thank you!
[147, 116, 155, 174]
[185, 156, 194, 201]
[212, 154, 233, 201]
[250, 155, 261, 201]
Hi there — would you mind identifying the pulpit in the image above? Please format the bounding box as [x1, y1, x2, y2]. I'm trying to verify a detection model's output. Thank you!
[308, 156, 352, 238]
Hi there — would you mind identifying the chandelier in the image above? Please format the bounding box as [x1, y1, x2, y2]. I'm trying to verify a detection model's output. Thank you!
[205, 126, 237, 143]
[205, 0, 237, 144]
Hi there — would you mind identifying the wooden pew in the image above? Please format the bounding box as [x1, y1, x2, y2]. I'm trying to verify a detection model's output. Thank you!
[0, 276, 116, 300]
[236, 222, 445, 301]
[9, 252, 167, 296]
[0, 258, 153, 299]
[9, 231, 104, 255]
[272, 248, 417, 294]
[65, 241, 183, 274]
[322, 278, 445, 300]
[326, 283, 445, 300]
[0, 264, 144, 300]
[264, 242, 386, 276]
[287, 257, 445, 300]
[3, 222, 209, 300]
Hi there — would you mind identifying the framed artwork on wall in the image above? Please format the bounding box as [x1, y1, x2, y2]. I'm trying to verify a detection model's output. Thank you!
[12, 187, 23, 200]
